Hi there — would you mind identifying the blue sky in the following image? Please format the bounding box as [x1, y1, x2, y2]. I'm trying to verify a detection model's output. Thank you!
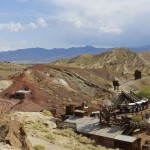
[0, 0, 150, 51]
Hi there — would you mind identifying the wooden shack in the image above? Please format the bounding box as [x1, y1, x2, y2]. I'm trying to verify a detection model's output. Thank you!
[10, 90, 30, 100]
[113, 80, 120, 90]
[66, 104, 75, 115]
[74, 110, 88, 117]
[114, 135, 141, 150]
[134, 70, 142, 80]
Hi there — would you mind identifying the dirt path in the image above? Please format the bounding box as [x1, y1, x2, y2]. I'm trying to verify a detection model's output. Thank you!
[119, 76, 150, 92]
[0, 80, 13, 92]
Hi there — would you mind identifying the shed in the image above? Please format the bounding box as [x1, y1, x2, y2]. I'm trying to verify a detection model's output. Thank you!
[134, 70, 142, 80]
[114, 135, 141, 150]
[10, 90, 30, 100]
[74, 110, 88, 117]
[63, 115, 142, 149]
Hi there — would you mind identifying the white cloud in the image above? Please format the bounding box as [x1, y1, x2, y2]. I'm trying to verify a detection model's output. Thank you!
[0, 17, 47, 32]
[37, 17, 47, 27]
[100, 26, 122, 34]
[28, 22, 37, 29]
[0, 40, 29, 51]
[41, 0, 150, 35]
[0, 22, 24, 32]
[1, 0, 150, 49]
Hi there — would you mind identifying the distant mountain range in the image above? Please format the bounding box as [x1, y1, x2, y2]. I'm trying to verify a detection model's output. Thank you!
[0, 45, 149, 63]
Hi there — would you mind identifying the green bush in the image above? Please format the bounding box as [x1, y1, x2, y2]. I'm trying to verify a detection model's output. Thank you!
[54, 128, 76, 137]
[26, 122, 48, 131]
[78, 135, 95, 144]
[44, 133, 55, 143]
[33, 144, 45, 150]
[137, 87, 150, 100]
[132, 115, 142, 123]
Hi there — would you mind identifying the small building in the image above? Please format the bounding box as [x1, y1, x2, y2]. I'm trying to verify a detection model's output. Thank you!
[134, 70, 142, 80]
[65, 102, 92, 116]
[63, 115, 142, 149]
[74, 110, 88, 117]
[114, 135, 141, 150]
[66, 104, 75, 115]
[113, 80, 120, 90]
[10, 90, 31, 100]
[63, 116, 99, 130]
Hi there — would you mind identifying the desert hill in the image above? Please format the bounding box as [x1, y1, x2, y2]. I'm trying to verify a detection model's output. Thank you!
[0, 63, 124, 114]
[52, 48, 150, 75]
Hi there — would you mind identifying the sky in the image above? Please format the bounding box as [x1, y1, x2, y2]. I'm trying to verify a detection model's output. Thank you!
[0, 0, 150, 51]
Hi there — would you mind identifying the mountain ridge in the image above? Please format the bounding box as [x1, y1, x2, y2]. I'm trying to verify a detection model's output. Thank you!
[52, 48, 150, 74]
[0, 46, 149, 63]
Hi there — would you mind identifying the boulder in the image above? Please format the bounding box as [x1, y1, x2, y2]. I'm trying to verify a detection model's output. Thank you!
[0, 120, 32, 150]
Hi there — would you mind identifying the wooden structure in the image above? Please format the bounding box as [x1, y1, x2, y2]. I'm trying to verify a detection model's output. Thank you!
[66, 104, 75, 115]
[74, 110, 88, 117]
[114, 135, 141, 150]
[65, 102, 92, 117]
[113, 80, 120, 90]
[113, 91, 148, 113]
[134, 70, 142, 80]
[10, 90, 30, 100]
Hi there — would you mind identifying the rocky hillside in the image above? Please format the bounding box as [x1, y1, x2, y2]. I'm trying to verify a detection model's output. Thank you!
[0, 48, 149, 115]
[52, 48, 150, 74]
[0, 64, 124, 114]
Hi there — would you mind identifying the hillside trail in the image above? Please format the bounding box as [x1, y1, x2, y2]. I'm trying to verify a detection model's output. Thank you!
[119, 76, 150, 93]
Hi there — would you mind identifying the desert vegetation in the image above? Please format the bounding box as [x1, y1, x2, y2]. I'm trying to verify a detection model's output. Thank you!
[137, 87, 150, 100]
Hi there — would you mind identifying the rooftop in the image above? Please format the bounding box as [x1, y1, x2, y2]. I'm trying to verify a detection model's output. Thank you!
[15, 90, 31, 94]
[64, 116, 123, 139]
[74, 110, 86, 113]
[114, 135, 137, 143]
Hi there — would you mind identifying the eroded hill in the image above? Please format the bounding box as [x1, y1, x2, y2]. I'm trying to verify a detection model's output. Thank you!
[0, 64, 125, 114]
[0, 49, 149, 114]
[52, 48, 150, 75]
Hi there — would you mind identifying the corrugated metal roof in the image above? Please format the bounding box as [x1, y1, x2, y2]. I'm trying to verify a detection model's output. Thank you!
[64, 116, 123, 138]
[75, 110, 86, 113]
[90, 126, 123, 139]
[114, 135, 137, 142]
[16, 90, 30, 93]
[64, 116, 99, 126]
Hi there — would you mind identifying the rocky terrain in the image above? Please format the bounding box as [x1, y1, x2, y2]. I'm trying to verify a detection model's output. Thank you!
[0, 49, 149, 115]
[0, 64, 119, 114]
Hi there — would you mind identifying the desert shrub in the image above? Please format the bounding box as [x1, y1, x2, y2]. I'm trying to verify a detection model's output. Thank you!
[42, 110, 53, 116]
[77, 135, 95, 144]
[54, 128, 76, 137]
[44, 133, 55, 143]
[26, 122, 48, 131]
[33, 144, 45, 150]
[132, 115, 142, 123]
[137, 87, 150, 100]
